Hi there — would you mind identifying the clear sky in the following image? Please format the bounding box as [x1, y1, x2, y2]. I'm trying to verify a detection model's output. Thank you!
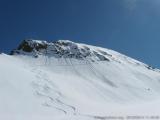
[0, 0, 160, 68]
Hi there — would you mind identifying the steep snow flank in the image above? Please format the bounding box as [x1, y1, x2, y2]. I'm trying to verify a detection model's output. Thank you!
[1, 40, 160, 120]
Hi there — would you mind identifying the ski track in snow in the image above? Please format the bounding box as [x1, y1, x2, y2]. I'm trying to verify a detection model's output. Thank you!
[30, 66, 76, 115]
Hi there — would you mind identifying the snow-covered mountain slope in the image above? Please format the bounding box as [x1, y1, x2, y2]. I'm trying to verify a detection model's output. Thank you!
[1, 40, 160, 120]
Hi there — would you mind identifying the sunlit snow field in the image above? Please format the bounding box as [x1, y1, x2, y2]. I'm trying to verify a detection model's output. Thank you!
[1, 41, 160, 120]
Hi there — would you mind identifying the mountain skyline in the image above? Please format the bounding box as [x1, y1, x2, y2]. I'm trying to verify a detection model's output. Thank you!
[0, 0, 160, 68]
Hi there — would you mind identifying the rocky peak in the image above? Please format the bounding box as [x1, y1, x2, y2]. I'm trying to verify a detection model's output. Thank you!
[11, 39, 110, 61]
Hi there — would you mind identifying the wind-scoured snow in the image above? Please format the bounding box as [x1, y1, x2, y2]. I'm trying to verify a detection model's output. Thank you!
[1, 40, 160, 120]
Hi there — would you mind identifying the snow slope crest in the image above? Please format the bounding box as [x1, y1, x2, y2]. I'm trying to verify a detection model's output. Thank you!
[10, 39, 158, 71]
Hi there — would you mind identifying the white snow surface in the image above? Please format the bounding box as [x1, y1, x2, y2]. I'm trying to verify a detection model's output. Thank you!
[1, 40, 160, 120]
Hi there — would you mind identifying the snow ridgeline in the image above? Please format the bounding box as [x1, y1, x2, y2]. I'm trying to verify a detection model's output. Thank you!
[11, 39, 159, 72]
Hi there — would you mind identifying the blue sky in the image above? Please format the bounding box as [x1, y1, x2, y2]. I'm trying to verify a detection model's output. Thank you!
[0, 0, 160, 68]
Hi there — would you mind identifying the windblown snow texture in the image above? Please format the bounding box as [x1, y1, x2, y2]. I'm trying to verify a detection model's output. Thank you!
[1, 40, 160, 120]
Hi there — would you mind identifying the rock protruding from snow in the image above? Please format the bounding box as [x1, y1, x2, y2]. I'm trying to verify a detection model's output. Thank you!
[11, 39, 110, 61]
